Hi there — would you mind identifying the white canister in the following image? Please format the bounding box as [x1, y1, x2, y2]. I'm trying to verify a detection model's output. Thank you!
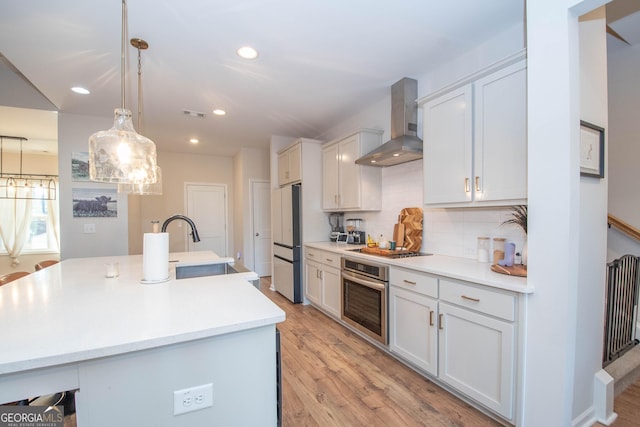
[477, 237, 490, 262]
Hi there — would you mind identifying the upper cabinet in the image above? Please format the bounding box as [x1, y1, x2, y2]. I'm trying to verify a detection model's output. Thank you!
[322, 129, 383, 211]
[278, 142, 302, 186]
[421, 57, 527, 207]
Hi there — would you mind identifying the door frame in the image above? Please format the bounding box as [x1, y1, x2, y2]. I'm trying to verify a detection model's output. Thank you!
[183, 182, 229, 255]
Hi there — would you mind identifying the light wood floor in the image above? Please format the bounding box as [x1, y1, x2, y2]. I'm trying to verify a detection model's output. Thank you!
[260, 278, 502, 426]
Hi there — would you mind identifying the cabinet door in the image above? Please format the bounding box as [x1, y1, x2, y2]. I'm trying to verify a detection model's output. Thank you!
[423, 85, 473, 204]
[271, 188, 283, 244]
[322, 144, 340, 210]
[304, 260, 322, 306]
[278, 151, 289, 186]
[321, 265, 341, 318]
[288, 144, 302, 183]
[438, 302, 515, 420]
[389, 286, 438, 376]
[474, 61, 527, 202]
[338, 135, 361, 209]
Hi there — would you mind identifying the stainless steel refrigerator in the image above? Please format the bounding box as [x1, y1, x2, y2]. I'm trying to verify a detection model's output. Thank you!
[272, 183, 302, 303]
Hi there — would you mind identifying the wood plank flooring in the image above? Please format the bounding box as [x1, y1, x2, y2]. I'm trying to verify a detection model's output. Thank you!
[260, 278, 502, 426]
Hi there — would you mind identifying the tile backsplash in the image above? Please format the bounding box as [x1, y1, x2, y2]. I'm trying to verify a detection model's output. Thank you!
[343, 160, 527, 260]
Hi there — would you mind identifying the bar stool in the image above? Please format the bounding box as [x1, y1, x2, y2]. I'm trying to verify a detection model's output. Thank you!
[34, 260, 59, 271]
[0, 271, 30, 286]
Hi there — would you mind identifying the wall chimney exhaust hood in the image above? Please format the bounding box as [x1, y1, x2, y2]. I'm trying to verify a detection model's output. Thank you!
[355, 77, 422, 167]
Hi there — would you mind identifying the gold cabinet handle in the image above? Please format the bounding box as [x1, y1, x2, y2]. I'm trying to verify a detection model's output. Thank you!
[439, 314, 444, 330]
[326, 258, 333, 263]
[403, 279, 417, 285]
[429, 311, 434, 326]
[475, 176, 480, 192]
[464, 178, 470, 193]
[461, 295, 480, 302]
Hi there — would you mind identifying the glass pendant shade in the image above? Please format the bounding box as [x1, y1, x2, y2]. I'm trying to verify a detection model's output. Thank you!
[118, 166, 163, 195]
[89, 108, 157, 184]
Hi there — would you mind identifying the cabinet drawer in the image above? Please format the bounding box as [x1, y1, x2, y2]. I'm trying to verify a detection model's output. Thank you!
[305, 248, 341, 267]
[440, 279, 515, 321]
[319, 251, 341, 267]
[390, 268, 438, 298]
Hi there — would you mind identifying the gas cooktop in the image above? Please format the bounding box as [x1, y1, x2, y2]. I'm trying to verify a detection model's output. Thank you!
[346, 248, 433, 259]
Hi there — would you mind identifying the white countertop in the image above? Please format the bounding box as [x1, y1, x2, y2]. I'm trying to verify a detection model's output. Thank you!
[305, 242, 533, 294]
[0, 251, 285, 375]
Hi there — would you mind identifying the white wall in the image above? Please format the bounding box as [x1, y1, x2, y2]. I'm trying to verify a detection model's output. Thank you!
[58, 113, 129, 259]
[574, 6, 609, 422]
[232, 147, 270, 269]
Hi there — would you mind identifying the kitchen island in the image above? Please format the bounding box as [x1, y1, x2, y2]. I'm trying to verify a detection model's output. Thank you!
[0, 252, 285, 426]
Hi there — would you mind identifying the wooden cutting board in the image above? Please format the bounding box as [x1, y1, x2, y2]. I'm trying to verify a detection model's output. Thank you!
[400, 207, 423, 252]
[490, 264, 527, 277]
[360, 247, 415, 257]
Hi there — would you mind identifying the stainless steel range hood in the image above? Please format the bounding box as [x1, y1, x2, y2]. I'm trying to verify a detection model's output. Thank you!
[355, 77, 422, 167]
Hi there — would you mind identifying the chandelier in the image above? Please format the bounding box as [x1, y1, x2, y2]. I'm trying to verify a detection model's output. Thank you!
[0, 135, 57, 200]
[88, 0, 157, 185]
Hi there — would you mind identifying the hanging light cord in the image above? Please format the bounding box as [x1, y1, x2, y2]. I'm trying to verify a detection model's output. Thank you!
[120, 0, 127, 110]
[136, 44, 142, 131]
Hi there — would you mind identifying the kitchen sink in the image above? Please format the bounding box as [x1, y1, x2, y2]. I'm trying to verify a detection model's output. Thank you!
[175, 262, 238, 279]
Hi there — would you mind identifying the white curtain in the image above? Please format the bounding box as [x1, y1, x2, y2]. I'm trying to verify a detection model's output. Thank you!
[46, 194, 60, 252]
[0, 198, 33, 266]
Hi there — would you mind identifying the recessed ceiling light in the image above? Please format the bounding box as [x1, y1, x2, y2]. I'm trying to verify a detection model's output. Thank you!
[212, 109, 226, 116]
[190, 138, 199, 144]
[236, 46, 258, 60]
[393, 153, 400, 157]
[71, 86, 90, 95]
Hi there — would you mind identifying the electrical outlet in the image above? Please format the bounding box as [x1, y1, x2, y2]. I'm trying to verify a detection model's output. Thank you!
[173, 383, 213, 415]
[83, 223, 96, 234]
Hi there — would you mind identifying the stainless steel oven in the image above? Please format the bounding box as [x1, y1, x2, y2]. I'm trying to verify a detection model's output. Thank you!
[341, 257, 388, 345]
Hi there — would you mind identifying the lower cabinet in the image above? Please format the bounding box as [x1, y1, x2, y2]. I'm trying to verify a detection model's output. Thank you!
[389, 267, 517, 422]
[304, 248, 341, 319]
[438, 302, 515, 420]
[389, 286, 438, 376]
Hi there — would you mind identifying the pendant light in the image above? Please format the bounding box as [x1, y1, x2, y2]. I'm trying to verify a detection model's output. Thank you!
[0, 135, 57, 200]
[118, 38, 163, 195]
[88, 0, 157, 185]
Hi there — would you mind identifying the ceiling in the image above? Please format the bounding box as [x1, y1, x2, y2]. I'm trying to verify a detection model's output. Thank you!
[0, 1, 637, 158]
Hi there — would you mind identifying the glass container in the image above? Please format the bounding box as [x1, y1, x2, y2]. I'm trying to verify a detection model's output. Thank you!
[493, 237, 506, 265]
[477, 237, 490, 262]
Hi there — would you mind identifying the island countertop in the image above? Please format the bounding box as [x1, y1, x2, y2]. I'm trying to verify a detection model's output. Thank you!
[0, 252, 285, 375]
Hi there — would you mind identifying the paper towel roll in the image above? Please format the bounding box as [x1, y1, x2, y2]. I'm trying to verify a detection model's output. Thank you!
[142, 232, 169, 282]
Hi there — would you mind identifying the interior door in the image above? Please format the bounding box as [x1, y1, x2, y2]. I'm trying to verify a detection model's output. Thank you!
[185, 183, 227, 255]
[252, 181, 271, 277]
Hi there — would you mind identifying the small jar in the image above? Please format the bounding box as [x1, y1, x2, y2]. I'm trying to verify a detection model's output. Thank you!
[493, 238, 506, 265]
[477, 237, 490, 262]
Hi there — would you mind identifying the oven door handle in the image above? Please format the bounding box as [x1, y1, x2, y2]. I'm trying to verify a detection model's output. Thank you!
[341, 270, 386, 291]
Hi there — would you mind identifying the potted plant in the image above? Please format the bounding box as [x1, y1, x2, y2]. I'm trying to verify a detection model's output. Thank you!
[502, 205, 527, 265]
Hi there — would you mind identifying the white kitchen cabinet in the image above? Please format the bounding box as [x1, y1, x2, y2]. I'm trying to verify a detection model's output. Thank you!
[278, 142, 302, 186]
[322, 129, 383, 211]
[388, 266, 517, 421]
[304, 258, 322, 306]
[389, 268, 439, 375]
[422, 59, 527, 207]
[304, 248, 341, 318]
[438, 280, 516, 420]
[389, 286, 438, 376]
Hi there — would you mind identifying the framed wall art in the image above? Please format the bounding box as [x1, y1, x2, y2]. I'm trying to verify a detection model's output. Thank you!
[579, 120, 605, 178]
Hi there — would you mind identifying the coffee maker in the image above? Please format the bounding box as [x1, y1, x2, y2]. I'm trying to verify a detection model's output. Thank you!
[328, 212, 344, 241]
[345, 218, 366, 245]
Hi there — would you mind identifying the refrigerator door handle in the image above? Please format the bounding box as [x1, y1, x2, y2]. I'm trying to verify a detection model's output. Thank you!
[274, 254, 294, 264]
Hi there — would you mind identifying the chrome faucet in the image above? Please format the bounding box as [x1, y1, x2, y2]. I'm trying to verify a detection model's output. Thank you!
[161, 215, 201, 242]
